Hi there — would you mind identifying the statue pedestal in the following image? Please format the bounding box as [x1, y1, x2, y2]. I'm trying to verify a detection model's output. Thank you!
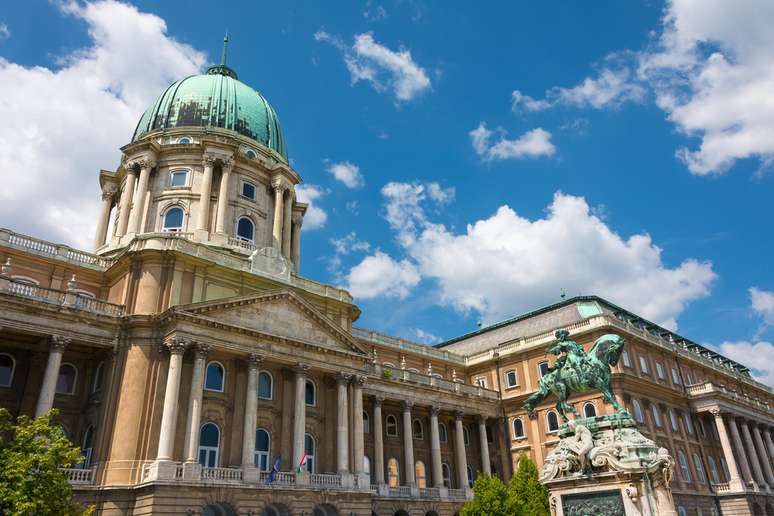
[541, 414, 677, 516]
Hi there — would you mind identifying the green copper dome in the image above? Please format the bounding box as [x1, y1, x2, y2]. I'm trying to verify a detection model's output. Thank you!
[132, 63, 288, 161]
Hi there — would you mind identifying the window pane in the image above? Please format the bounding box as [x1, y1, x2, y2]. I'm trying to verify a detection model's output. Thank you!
[200, 423, 219, 447]
[539, 362, 550, 377]
[237, 218, 254, 241]
[0, 355, 13, 386]
[242, 182, 256, 199]
[256, 429, 269, 451]
[170, 171, 187, 186]
[305, 381, 315, 405]
[205, 363, 224, 391]
[584, 403, 596, 417]
[56, 364, 76, 394]
[258, 372, 272, 399]
[506, 371, 517, 387]
[439, 423, 447, 442]
[163, 208, 184, 231]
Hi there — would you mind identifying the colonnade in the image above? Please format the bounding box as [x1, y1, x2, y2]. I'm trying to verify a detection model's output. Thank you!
[271, 181, 302, 267]
[711, 409, 774, 492]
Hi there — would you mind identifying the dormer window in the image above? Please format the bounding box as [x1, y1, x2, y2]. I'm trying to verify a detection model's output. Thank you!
[245, 149, 257, 159]
[240, 180, 256, 200]
[176, 136, 192, 144]
[170, 170, 188, 187]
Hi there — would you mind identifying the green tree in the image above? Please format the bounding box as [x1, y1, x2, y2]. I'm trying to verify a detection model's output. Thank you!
[461, 473, 509, 516]
[0, 408, 93, 516]
[507, 454, 550, 516]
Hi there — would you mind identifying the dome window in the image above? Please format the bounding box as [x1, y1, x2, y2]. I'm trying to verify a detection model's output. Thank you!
[245, 149, 257, 159]
[236, 217, 255, 243]
[162, 207, 184, 232]
[170, 170, 188, 188]
[176, 136, 193, 144]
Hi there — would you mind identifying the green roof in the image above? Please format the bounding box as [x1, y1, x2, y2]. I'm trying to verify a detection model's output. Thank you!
[132, 64, 287, 161]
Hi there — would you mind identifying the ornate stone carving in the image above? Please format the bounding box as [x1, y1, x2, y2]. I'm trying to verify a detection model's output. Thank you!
[193, 343, 211, 359]
[49, 335, 71, 352]
[353, 375, 367, 387]
[294, 363, 310, 376]
[430, 405, 441, 417]
[246, 353, 263, 369]
[336, 372, 352, 385]
[454, 410, 464, 421]
[0, 257, 10, 277]
[164, 336, 190, 355]
[373, 395, 384, 407]
[101, 184, 118, 200]
[291, 212, 304, 227]
[402, 400, 414, 411]
[202, 154, 218, 166]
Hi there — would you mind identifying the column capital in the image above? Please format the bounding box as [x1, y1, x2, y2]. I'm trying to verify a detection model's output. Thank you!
[402, 400, 414, 411]
[353, 374, 367, 387]
[246, 353, 263, 370]
[336, 372, 352, 385]
[476, 414, 488, 424]
[220, 157, 234, 171]
[202, 154, 218, 166]
[710, 408, 724, 419]
[101, 184, 118, 200]
[430, 405, 441, 417]
[272, 177, 291, 193]
[455, 410, 465, 421]
[49, 335, 71, 352]
[373, 395, 384, 407]
[193, 342, 211, 360]
[164, 336, 190, 355]
[127, 158, 156, 171]
[294, 362, 310, 376]
[292, 212, 304, 227]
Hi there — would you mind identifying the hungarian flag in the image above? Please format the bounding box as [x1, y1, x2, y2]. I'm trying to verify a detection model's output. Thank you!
[265, 456, 281, 485]
[297, 452, 308, 473]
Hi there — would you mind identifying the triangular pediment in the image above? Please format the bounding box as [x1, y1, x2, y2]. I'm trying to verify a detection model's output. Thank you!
[176, 290, 368, 356]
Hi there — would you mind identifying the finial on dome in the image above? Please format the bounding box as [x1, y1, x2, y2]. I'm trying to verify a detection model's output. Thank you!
[221, 32, 229, 66]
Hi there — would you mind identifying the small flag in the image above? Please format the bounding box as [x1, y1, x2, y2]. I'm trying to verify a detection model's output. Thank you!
[297, 452, 308, 473]
[265, 455, 281, 484]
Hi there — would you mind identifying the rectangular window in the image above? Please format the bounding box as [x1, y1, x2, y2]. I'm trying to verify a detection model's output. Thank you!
[505, 370, 518, 388]
[475, 377, 487, 388]
[671, 367, 682, 385]
[241, 180, 256, 200]
[621, 350, 631, 368]
[170, 170, 187, 187]
[639, 355, 650, 374]
[656, 362, 665, 381]
[538, 361, 550, 378]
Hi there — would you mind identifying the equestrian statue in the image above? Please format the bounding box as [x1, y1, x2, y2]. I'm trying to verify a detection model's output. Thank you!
[523, 330, 627, 422]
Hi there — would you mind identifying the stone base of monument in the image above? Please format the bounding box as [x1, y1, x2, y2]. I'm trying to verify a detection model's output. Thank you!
[540, 413, 677, 516]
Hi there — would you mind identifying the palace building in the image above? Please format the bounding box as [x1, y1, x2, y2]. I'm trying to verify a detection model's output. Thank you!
[0, 48, 773, 516]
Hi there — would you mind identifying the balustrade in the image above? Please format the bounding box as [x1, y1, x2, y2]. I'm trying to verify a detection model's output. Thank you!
[202, 467, 243, 482]
[61, 467, 95, 485]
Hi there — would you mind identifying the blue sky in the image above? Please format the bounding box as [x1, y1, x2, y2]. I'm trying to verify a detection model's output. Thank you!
[1, 1, 773, 383]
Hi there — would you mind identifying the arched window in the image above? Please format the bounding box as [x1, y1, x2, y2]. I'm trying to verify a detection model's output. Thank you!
[382, 362, 396, 369]
[669, 409, 680, 432]
[91, 361, 104, 394]
[466, 465, 474, 487]
[720, 457, 730, 482]
[707, 455, 720, 484]
[512, 418, 525, 439]
[363, 411, 370, 434]
[198, 422, 220, 467]
[413, 418, 424, 440]
[538, 361, 550, 378]
[304, 433, 315, 473]
[651, 405, 663, 428]
[415, 461, 427, 488]
[442, 463, 452, 488]
[439, 423, 448, 443]
[56, 363, 77, 395]
[693, 453, 706, 484]
[386, 415, 398, 437]
[463, 426, 470, 446]
[204, 361, 225, 392]
[258, 371, 273, 400]
[245, 149, 257, 159]
[176, 136, 192, 144]
[255, 428, 270, 471]
[684, 414, 695, 434]
[677, 450, 691, 482]
[80, 425, 94, 468]
[236, 217, 255, 243]
[632, 399, 645, 423]
[0, 353, 15, 387]
[546, 411, 559, 433]
[162, 207, 184, 232]
[583, 402, 597, 418]
[387, 457, 399, 487]
[305, 380, 316, 406]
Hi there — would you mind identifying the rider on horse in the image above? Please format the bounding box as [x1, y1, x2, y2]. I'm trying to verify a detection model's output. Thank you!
[546, 329, 586, 374]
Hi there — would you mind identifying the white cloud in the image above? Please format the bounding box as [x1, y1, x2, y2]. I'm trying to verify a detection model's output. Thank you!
[470, 123, 556, 161]
[363, 2, 388, 21]
[717, 340, 774, 387]
[345, 251, 420, 299]
[426, 182, 455, 204]
[0, 0, 205, 249]
[0, 23, 10, 39]
[295, 185, 327, 230]
[511, 90, 552, 112]
[750, 287, 774, 326]
[325, 160, 364, 188]
[350, 185, 716, 329]
[315, 31, 430, 102]
[411, 328, 441, 345]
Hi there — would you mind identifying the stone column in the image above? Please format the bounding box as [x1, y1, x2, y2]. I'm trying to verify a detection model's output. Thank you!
[373, 396, 385, 485]
[281, 189, 293, 257]
[336, 373, 351, 473]
[94, 186, 116, 249]
[35, 335, 70, 417]
[711, 410, 744, 490]
[454, 411, 469, 489]
[402, 400, 416, 486]
[271, 182, 286, 250]
[127, 160, 154, 234]
[197, 156, 215, 232]
[764, 429, 774, 475]
[728, 415, 755, 485]
[353, 376, 366, 478]
[115, 167, 137, 237]
[242, 354, 263, 481]
[292, 364, 309, 474]
[477, 415, 491, 475]
[741, 419, 768, 488]
[752, 424, 774, 487]
[156, 337, 189, 461]
[183, 343, 209, 463]
[291, 213, 303, 271]
[214, 159, 233, 234]
[430, 406, 443, 488]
